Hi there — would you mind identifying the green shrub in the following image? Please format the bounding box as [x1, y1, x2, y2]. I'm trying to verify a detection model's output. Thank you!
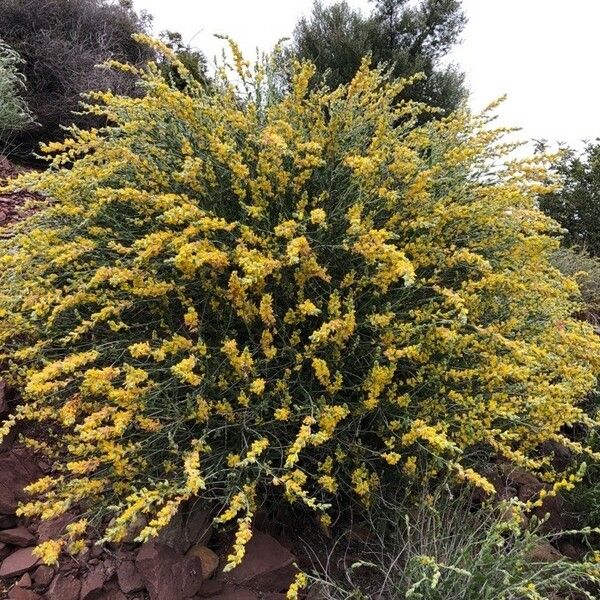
[0, 39, 34, 138]
[0, 40, 599, 569]
[305, 488, 600, 599]
[551, 247, 600, 323]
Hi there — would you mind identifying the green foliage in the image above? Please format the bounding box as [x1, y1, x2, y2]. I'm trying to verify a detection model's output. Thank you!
[159, 31, 209, 89]
[540, 142, 600, 257]
[0, 38, 34, 137]
[291, 0, 466, 113]
[0, 0, 153, 156]
[0, 44, 599, 568]
[306, 489, 600, 599]
[551, 247, 600, 321]
[551, 247, 600, 531]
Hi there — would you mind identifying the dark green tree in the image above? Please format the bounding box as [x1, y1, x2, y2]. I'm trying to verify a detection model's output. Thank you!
[0, 0, 153, 156]
[159, 31, 209, 89]
[540, 142, 600, 257]
[291, 0, 466, 113]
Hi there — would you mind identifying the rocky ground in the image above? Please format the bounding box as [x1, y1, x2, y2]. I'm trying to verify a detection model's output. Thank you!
[0, 156, 45, 235]
[0, 382, 303, 600]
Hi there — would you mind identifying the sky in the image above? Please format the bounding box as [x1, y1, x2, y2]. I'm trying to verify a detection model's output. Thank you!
[133, 0, 600, 150]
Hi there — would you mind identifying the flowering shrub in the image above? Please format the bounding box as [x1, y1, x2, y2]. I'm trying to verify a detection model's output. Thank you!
[0, 38, 599, 568]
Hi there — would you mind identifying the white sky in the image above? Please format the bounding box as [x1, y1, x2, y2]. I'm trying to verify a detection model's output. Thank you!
[133, 0, 600, 149]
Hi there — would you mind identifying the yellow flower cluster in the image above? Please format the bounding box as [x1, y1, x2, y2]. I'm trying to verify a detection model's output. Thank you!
[0, 41, 598, 574]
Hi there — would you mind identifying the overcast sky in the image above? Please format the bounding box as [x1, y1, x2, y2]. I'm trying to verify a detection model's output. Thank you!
[133, 0, 600, 150]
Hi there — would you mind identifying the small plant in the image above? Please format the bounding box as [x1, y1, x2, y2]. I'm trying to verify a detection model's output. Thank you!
[304, 488, 600, 599]
[0, 39, 34, 138]
[0, 39, 599, 568]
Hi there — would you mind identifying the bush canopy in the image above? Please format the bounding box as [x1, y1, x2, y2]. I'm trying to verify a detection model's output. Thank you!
[0, 38, 598, 568]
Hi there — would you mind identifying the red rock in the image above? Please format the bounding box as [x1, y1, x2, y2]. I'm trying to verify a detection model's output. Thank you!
[0, 526, 36, 547]
[0, 450, 43, 514]
[0, 547, 40, 578]
[187, 545, 219, 579]
[0, 380, 7, 415]
[93, 579, 127, 600]
[0, 484, 17, 514]
[0, 542, 11, 562]
[36, 512, 77, 542]
[32, 564, 55, 587]
[135, 540, 204, 600]
[80, 564, 109, 599]
[223, 531, 298, 593]
[45, 573, 81, 600]
[558, 540, 586, 561]
[116, 559, 145, 594]
[209, 586, 258, 600]
[156, 502, 212, 553]
[198, 579, 225, 597]
[17, 572, 32, 587]
[528, 541, 563, 563]
[7, 588, 42, 600]
[0, 515, 17, 528]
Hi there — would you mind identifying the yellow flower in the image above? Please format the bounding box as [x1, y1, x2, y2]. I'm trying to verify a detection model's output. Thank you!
[274, 407, 291, 421]
[287, 572, 308, 600]
[171, 356, 203, 386]
[309, 208, 326, 225]
[249, 378, 266, 395]
[34, 539, 64, 566]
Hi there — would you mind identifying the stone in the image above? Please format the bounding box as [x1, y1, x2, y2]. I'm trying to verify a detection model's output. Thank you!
[0, 450, 43, 515]
[32, 564, 55, 587]
[90, 544, 104, 559]
[498, 464, 540, 489]
[528, 541, 563, 563]
[0, 484, 17, 515]
[539, 440, 572, 471]
[45, 573, 81, 600]
[187, 545, 219, 579]
[0, 515, 17, 529]
[7, 588, 42, 600]
[135, 540, 204, 600]
[0, 380, 7, 415]
[306, 583, 329, 600]
[93, 579, 127, 600]
[36, 512, 77, 543]
[0, 526, 36, 547]
[0, 541, 10, 561]
[16, 572, 32, 588]
[197, 580, 225, 597]
[0, 547, 40, 578]
[111, 514, 147, 545]
[208, 586, 258, 600]
[116, 560, 145, 594]
[222, 531, 298, 593]
[80, 563, 110, 600]
[156, 501, 212, 553]
[558, 540, 586, 561]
